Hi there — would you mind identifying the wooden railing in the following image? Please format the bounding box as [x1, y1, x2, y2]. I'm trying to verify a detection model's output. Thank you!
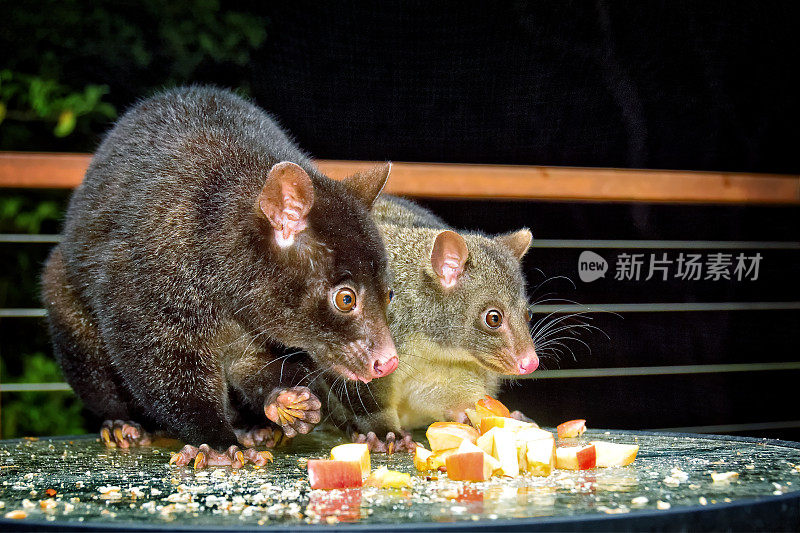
[1, 152, 798, 203]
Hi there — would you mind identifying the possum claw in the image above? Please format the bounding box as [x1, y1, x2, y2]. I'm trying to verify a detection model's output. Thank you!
[170, 444, 268, 469]
[100, 420, 151, 448]
[352, 430, 416, 453]
[264, 386, 321, 438]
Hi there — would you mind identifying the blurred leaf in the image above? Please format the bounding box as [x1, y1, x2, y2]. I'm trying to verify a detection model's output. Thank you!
[53, 109, 76, 137]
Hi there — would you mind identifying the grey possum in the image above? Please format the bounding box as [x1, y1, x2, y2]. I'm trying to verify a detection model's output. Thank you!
[41, 86, 398, 464]
[323, 196, 537, 450]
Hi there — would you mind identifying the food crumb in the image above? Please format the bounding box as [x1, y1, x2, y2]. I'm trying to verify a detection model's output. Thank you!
[699, 497, 708, 506]
[711, 472, 739, 483]
[656, 500, 671, 510]
[4, 510, 27, 519]
[631, 496, 648, 506]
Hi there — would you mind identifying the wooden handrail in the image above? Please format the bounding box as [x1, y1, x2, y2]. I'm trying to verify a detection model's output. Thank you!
[0, 152, 798, 204]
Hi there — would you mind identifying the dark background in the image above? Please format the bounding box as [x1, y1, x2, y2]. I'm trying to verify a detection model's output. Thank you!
[1, 1, 798, 440]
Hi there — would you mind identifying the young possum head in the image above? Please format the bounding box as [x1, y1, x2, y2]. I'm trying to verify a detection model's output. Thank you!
[251, 162, 398, 383]
[386, 226, 537, 376]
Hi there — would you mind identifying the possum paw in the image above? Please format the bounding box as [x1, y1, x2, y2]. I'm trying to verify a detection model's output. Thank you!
[234, 426, 291, 448]
[264, 386, 322, 438]
[509, 410, 539, 426]
[169, 444, 273, 470]
[352, 430, 417, 454]
[100, 420, 152, 449]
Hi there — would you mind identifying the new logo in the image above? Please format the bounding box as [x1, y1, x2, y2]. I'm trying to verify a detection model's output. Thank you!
[578, 251, 608, 282]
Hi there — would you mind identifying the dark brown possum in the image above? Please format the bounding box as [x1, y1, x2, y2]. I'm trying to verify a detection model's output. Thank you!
[323, 196, 537, 446]
[41, 86, 398, 450]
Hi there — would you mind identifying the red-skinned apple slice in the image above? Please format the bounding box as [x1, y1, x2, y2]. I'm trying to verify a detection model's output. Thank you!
[307, 459, 363, 489]
[475, 395, 511, 418]
[589, 441, 639, 467]
[330, 443, 371, 477]
[426, 422, 480, 451]
[445, 451, 493, 481]
[556, 419, 587, 439]
[555, 444, 596, 470]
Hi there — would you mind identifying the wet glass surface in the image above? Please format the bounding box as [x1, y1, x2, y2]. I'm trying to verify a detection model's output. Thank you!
[0, 428, 798, 528]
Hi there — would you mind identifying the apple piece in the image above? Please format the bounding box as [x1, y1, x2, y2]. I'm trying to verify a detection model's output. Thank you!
[557, 419, 587, 439]
[515, 428, 554, 472]
[457, 439, 502, 473]
[426, 422, 480, 451]
[427, 448, 458, 470]
[465, 408, 483, 429]
[492, 428, 519, 477]
[308, 459, 363, 489]
[555, 444, 596, 470]
[475, 395, 511, 418]
[476, 430, 494, 456]
[474, 427, 518, 477]
[480, 416, 535, 435]
[363, 466, 412, 488]
[414, 446, 434, 471]
[330, 443, 371, 477]
[524, 438, 556, 476]
[589, 441, 639, 467]
[445, 451, 493, 482]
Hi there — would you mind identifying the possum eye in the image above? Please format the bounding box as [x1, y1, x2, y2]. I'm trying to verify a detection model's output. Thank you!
[526, 308, 532, 322]
[484, 309, 503, 329]
[387, 288, 394, 304]
[334, 288, 357, 312]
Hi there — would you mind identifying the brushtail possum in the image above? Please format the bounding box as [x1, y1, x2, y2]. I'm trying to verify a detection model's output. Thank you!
[41, 86, 398, 464]
[323, 196, 537, 451]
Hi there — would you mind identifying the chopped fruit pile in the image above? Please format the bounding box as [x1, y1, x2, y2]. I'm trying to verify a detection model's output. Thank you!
[415, 395, 639, 482]
[307, 442, 411, 490]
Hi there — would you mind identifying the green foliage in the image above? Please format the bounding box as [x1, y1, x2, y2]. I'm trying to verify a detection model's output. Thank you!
[0, 71, 118, 150]
[1, 352, 88, 439]
[0, 195, 63, 234]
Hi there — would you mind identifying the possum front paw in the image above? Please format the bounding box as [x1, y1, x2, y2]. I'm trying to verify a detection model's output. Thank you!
[100, 420, 152, 448]
[234, 426, 291, 448]
[169, 444, 273, 469]
[352, 430, 417, 454]
[264, 386, 322, 438]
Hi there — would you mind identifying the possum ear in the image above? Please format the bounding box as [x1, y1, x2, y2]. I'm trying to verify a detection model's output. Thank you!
[495, 229, 532, 260]
[431, 230, 469, 289]
[342, 162, 391, 208]
[258, 161, 315, 248]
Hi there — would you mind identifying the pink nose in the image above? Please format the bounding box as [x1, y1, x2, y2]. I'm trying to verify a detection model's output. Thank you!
[372, 354, 399, 378]
[517, 349, 539, 374]
[369, 338, 399, 379]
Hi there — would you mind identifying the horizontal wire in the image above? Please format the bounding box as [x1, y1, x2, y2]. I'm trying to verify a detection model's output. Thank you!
[517, 361, 800, 380]
[529, 302, 800, 313]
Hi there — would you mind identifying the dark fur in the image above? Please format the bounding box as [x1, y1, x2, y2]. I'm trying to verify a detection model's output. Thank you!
[41, 86, 392, 448]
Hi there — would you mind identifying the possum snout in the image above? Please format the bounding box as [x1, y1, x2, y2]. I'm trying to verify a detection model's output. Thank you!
[516, 347, 539, 374]
[366, 334, 398, 379]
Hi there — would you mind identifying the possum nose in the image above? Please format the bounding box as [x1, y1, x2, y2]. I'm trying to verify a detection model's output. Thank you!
[372, 354, 398, 378]
[517, 348, 539, 374]
[369, 340, 399, 379]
